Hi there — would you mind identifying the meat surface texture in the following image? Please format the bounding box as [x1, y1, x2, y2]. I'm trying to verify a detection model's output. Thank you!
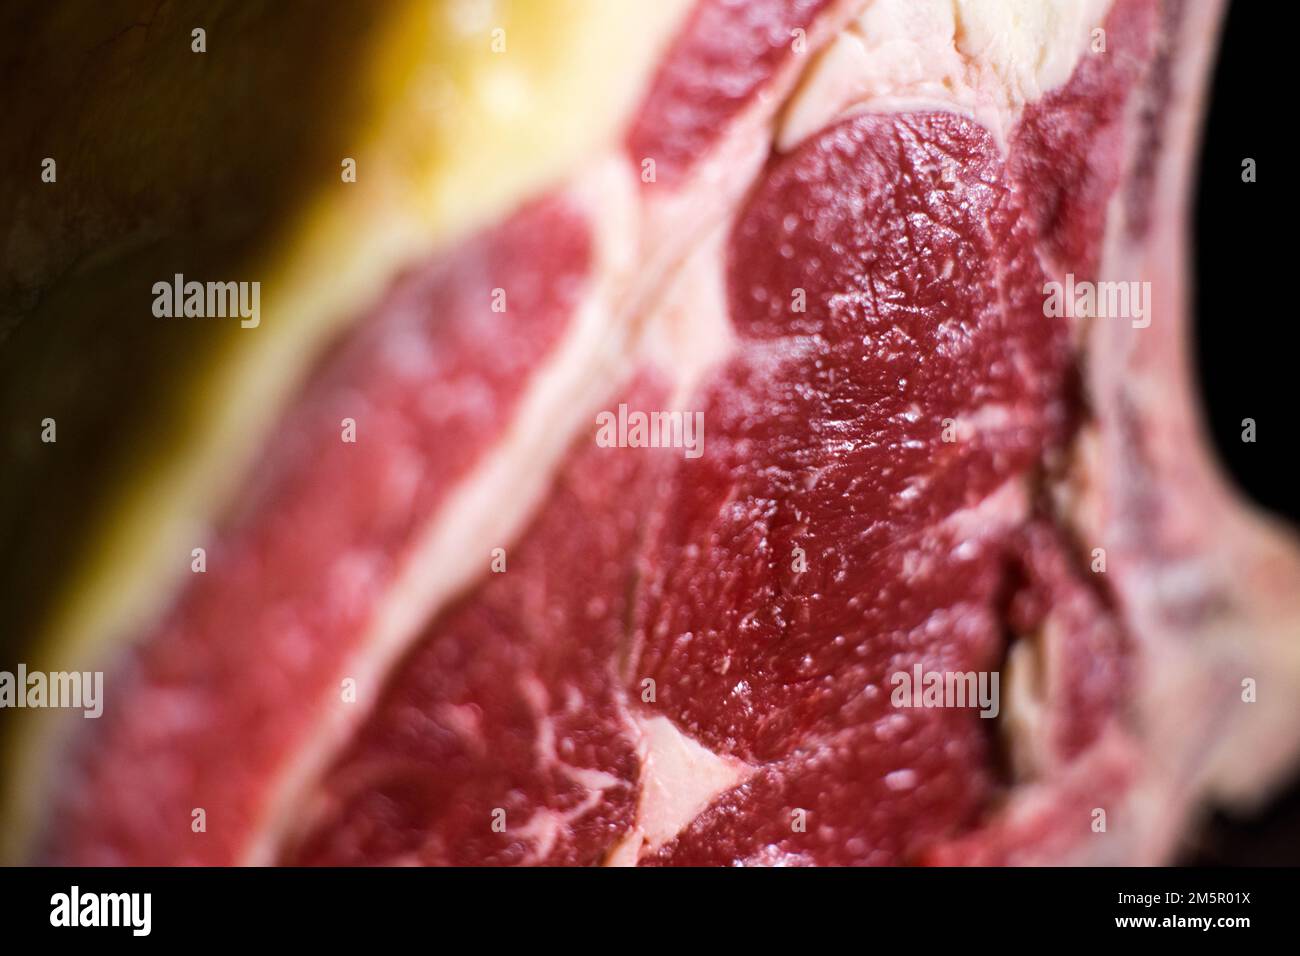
[15, 0, 1300, 866]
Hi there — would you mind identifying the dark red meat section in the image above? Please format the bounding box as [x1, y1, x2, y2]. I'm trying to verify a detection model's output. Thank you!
[43, 196, 592, 865]
[284, 380, 672, 866]
[1009, 0, 1157, 276]
[636, 112, 1074, 864]
[627, 0, 837, 185]
[294, 108, 1131, 866]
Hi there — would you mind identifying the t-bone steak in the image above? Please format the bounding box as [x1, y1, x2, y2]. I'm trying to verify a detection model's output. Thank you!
[3, 0, 1298, 866]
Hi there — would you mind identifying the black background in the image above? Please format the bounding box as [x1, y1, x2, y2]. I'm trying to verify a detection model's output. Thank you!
[1195, 0, 1287, 524]
[0, 866, 1280, 941]
[1187, 0, 1298, 863]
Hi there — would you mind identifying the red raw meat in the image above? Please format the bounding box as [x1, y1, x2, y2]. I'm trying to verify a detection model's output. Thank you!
[28, 0, 1300, 867]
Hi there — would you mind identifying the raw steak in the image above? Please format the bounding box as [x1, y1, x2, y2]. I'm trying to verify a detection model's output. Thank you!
[5, 0, 1299, 866]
